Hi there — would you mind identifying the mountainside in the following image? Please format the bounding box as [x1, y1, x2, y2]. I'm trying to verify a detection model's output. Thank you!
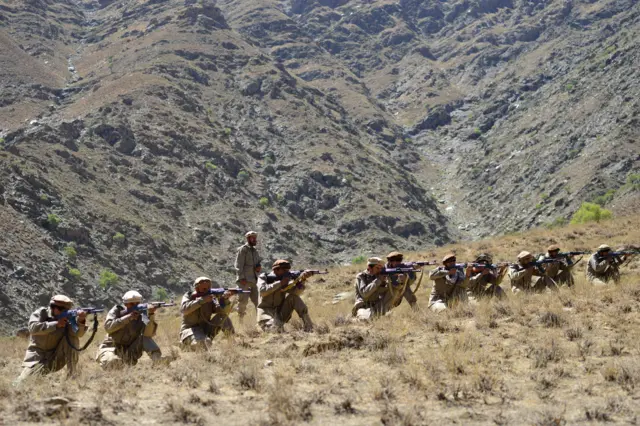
[0, 0, 639, 331]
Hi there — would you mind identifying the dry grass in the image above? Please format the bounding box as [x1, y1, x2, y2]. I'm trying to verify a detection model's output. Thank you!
[2, 218, 640, 424]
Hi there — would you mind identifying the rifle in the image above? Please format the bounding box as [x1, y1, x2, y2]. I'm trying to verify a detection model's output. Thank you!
[468, 262, 510, 270]
[192, 288, 251, 299]
[281, 270, 329, 292]
[555, 251, 590, 266]
[56, 307, 104, 333]
[403, 261, 438, 267]
[381, 267, 421, 276]
[516, 258, 563, 274]
[610, 250, 640, 257]
[121, 301, 176, 325]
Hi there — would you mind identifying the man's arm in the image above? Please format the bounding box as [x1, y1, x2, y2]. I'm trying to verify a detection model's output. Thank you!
[429, 268, 448, 280]
[27, 309, 58, 336]
[357, 275, 386, 299]
[258, 275, 284, 297]
[180, 293, 208, 315]
[235, 246, 248, 283]
[104, 306, 132, 334]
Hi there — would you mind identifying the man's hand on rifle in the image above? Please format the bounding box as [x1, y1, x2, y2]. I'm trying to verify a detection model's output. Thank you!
[129, 311, 141, 320]
[148, 306, 157, 315]
[280, 275, 291, 287]
[447, 267, 457, 277]
[56, 317, 68, 328]
[77, 310, 87, 323]
[222, 291, 233, 299]
[299, 270, 314, 281]
[202, 294, 214, 303]
[481, 268, 491, 276]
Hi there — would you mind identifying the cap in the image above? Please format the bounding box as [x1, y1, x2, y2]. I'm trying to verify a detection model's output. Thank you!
[50, 295, 73, 310]
[122, 290, 143, 304]
[245, 231, 257, 238]
[272, 259, 291, 269]
[517, 251, 533, 261]
[547, 244, 560, 252]
[367, 257, 385, 266]
[475, 253, 492, 263]
[442, 253, 456, 263]
[597, 244, 611, 251]
[193, 276, 212, 287]
[386, 251, 403, 260]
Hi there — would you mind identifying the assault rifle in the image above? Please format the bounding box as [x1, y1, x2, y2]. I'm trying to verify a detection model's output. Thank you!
[281, 270, 329, 292]
[609, 249, 640, 257]
[402, 260, 438, 267]
[121, 301, 176, 325]
[558, 251, 591, 257]
[56, 307, 104, 333]
[192, 288, 251, 299]
[516, 258, 563, 274]
[381, 267, 421, 276]
[468, 262, 510, 270]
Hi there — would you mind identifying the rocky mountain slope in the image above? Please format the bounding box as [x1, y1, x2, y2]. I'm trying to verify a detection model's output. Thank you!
[0, 0, 638, 331]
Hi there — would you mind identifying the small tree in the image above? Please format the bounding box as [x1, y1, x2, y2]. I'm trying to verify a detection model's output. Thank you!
[99, 270, 118, 290]
[47, 213, 61, 228]
[259, 197, 270, 208]
[352, 255, 367, 264]
[237, 170, 249, 182]
[68, 268, 82, 281]
[64, 245, 77, 259]
[113, 232, 126, 244]
[570, 202, 613, 224]
[153, 287, 169, 301]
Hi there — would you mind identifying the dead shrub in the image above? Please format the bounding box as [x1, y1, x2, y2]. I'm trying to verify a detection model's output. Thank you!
[166, 401, 205, 425]
[577, 339, 594, 359]
[374, 345, 406, 365]
[334, 398, 357, 415]
[602, 361, 640, 391]
[374, 378, 396, 402]
[237, 366, 261, 391]
[333, 314, 351, 327]
[565, 327, 583, 341]
[529, 340, 564, 369]
[539, 311, 564, 328]
[169, 367, 200, 389]
[608, 340, 624, 356]
[380, 402, 423, 426]
[585, 408, 612, 422]
[535, 410, 566, 426]
[265, 380, 313, 424]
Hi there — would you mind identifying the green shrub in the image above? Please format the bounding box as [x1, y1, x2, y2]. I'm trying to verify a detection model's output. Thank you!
[547, 217, 568, 229]
[224, 127, 232, 136]
[39, 194, 48, 202]
[47, 213, 61, 228]
[237, 170, 249, 182]
[153, 287, 169, 301]
[570, 202, 613, 224]
[263, 153, 276, 164]
[99, 270, 118, 289]
[259, 197, 270, 207]
[113, 232, 126, 243]
[404, 138, 412, 144]
[626, 173, 640, 191]
[205, 161, 217, 171]
[0, 138, 5, 145]
[68, 268, 82, 280]
[64, 245, 77, 259]
[352, 255, 367, 265]
[535, 203, 543, 210]
[592, 189, 616, 206]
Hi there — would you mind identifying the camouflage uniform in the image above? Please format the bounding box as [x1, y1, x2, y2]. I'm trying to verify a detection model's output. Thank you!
[353, 270, 394, 320]
[96, 305, 161, 369]
[257, 270, 313, 331]
[179, 285, 234, 350]
[538, 245, 575, 286]
[586, 252, 621, 285]
[16, 299, 87, 382]
[234, 236, 262, 318]
[428, 268, 469, 311]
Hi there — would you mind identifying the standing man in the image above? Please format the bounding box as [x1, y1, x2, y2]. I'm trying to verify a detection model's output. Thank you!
[509, 251, 556, 293]
[234, 231, 262, 320]
[96, 291, 163, 369]
[538, 245, 575, 286]
[179, 277, 234, 350]
[15, 295, 87, 383]
[428, 254, 471, 311]
[467, 253, 507, 301]
[385, 252, 419, 309]
[586, 244, 629, 285]
[353, 257, 394, 320]
[257, 259, 314, 332]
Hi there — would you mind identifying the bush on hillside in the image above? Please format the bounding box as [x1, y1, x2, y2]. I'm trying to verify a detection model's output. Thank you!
[570, 202, 612, 224]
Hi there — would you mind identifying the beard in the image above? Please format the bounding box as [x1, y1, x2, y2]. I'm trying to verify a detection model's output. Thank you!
[248, 239, 257, 247]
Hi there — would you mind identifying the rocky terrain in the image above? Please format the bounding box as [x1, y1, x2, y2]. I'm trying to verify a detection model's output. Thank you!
[0, 0, 639, 331]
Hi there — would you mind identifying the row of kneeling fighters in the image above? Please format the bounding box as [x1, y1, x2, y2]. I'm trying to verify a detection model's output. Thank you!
[353, 244, 637, 318]
[13, 258, 315, 384]
[13, 243, 637, 383]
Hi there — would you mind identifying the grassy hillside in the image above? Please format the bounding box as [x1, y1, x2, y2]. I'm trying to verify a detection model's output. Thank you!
[1, 217, 639, 424]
